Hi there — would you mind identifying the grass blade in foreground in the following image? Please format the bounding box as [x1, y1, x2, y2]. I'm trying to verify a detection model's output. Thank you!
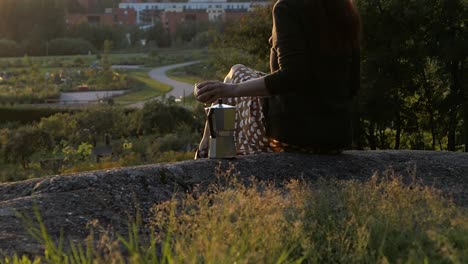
[3, 172, 467, 263]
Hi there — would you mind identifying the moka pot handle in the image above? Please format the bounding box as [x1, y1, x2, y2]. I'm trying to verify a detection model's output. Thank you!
[207, 107, 216, 139]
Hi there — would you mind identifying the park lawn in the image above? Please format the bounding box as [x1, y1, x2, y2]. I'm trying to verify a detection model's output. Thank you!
[0, 55, 94, 67]
[113, 70, 171, 104]
[166, 61, 215, 86]
[166, 67, 204, 85]
[0, 48, 208, 69]
[0, 54, 144, 69]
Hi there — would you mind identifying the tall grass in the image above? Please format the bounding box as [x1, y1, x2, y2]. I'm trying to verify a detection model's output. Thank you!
[152, 172, 468, 263]
[2, 171, 467, 263]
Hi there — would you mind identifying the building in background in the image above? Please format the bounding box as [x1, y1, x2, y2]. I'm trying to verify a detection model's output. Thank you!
[119, 0, 270, 36]
[120, 0, 269, 24]
[66, 1, 270, 37]
[76, 0, 99, 10]
[66, 7, 137, 26]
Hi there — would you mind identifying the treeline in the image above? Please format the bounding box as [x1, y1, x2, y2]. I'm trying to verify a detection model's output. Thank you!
[0, 0, 65, 55]
[213, 0, 467, 151]
[356, 0, 467, 151]
[0, 0, 114, 56]
[0, 107, 70, 124]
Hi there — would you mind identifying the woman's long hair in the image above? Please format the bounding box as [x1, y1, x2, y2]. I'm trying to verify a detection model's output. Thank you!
[304, 0, 361, 53]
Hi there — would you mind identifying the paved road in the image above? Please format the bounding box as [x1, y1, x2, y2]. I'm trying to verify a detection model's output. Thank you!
[60, 90, 126, 103]
[39, 61, 201, 108]
[111, 65, 143, 70]
[127, 61, 201, 109]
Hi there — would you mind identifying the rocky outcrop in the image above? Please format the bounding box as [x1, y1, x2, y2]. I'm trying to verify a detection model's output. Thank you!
[0, 151, 467, 255]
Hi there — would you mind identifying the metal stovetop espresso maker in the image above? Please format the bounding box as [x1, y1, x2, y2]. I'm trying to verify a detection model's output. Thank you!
[206, 99, 236, 159]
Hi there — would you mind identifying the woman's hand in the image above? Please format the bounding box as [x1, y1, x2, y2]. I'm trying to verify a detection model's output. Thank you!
[194, 81, 237, 104]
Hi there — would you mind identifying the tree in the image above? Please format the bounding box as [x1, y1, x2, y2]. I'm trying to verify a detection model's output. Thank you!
[38, 113, 78, 144]
[146, 22, 172, 48]
[174, 20, 210, 44]
[101, 40, 113, 71]
[425, 0, 467, 151]
[47, 38, 96, 55]
[355, 0, 466, 151]
[0, 0, 65, 55]
[65, 24, 129, 51]
[140, 100, 194, 135]
[211, 4, 273, 72]
[75, 105, 128, 146]
[0, 39, 21, 57]
[3, 125, 51, 169]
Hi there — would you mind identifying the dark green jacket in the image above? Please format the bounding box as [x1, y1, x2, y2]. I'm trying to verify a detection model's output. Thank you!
[263, 0, 360, 149]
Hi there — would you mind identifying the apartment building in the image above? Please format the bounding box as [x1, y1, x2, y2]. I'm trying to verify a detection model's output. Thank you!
[66, 1, 269, 37]
[118, 0, 269, 36]
[66, 7, 137, 26]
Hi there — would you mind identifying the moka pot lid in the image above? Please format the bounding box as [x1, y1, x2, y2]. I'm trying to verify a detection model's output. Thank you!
[205, 99, 235, 110]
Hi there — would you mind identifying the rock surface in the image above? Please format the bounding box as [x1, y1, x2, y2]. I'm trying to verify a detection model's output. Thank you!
[0, 150, 467, 255]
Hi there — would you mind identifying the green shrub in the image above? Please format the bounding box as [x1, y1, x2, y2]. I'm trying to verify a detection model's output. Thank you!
[0, 39, 22, 57]
[21, 39, 46, 56]
[38, 113, 78, 143]
[48, 38, 96, 56]
[111, 54, 147, 66]
[74, 105, 129, 143]
[148, 130, 196, 154]
[72, 57, 86, 66]
[140, 100, 195, 135]
[2, 125, 52, 169]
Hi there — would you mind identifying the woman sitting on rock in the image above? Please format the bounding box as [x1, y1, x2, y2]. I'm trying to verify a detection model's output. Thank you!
[194, 0, 361, 158]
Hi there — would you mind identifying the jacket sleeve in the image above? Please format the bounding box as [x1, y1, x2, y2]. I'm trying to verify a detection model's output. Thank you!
[264, 0, 309, 95]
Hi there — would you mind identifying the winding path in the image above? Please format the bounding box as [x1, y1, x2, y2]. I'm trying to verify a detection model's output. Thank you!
[127, 61, 201, 108]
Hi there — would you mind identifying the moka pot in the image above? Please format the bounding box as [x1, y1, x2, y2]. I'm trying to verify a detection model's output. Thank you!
[206, 99, 236, 159]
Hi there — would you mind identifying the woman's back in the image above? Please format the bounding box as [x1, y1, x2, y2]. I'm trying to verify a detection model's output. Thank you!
[263, 0, 361, 149]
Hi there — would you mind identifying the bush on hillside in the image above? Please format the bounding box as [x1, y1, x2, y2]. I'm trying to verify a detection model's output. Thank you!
[74, 105, 129, 144]
[1, 125, 52, 169]
[140, 100, 196, 135]
[47, 38, 96, 56]
[0, 39, 22, 57]
[147, 125, 198, 156]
